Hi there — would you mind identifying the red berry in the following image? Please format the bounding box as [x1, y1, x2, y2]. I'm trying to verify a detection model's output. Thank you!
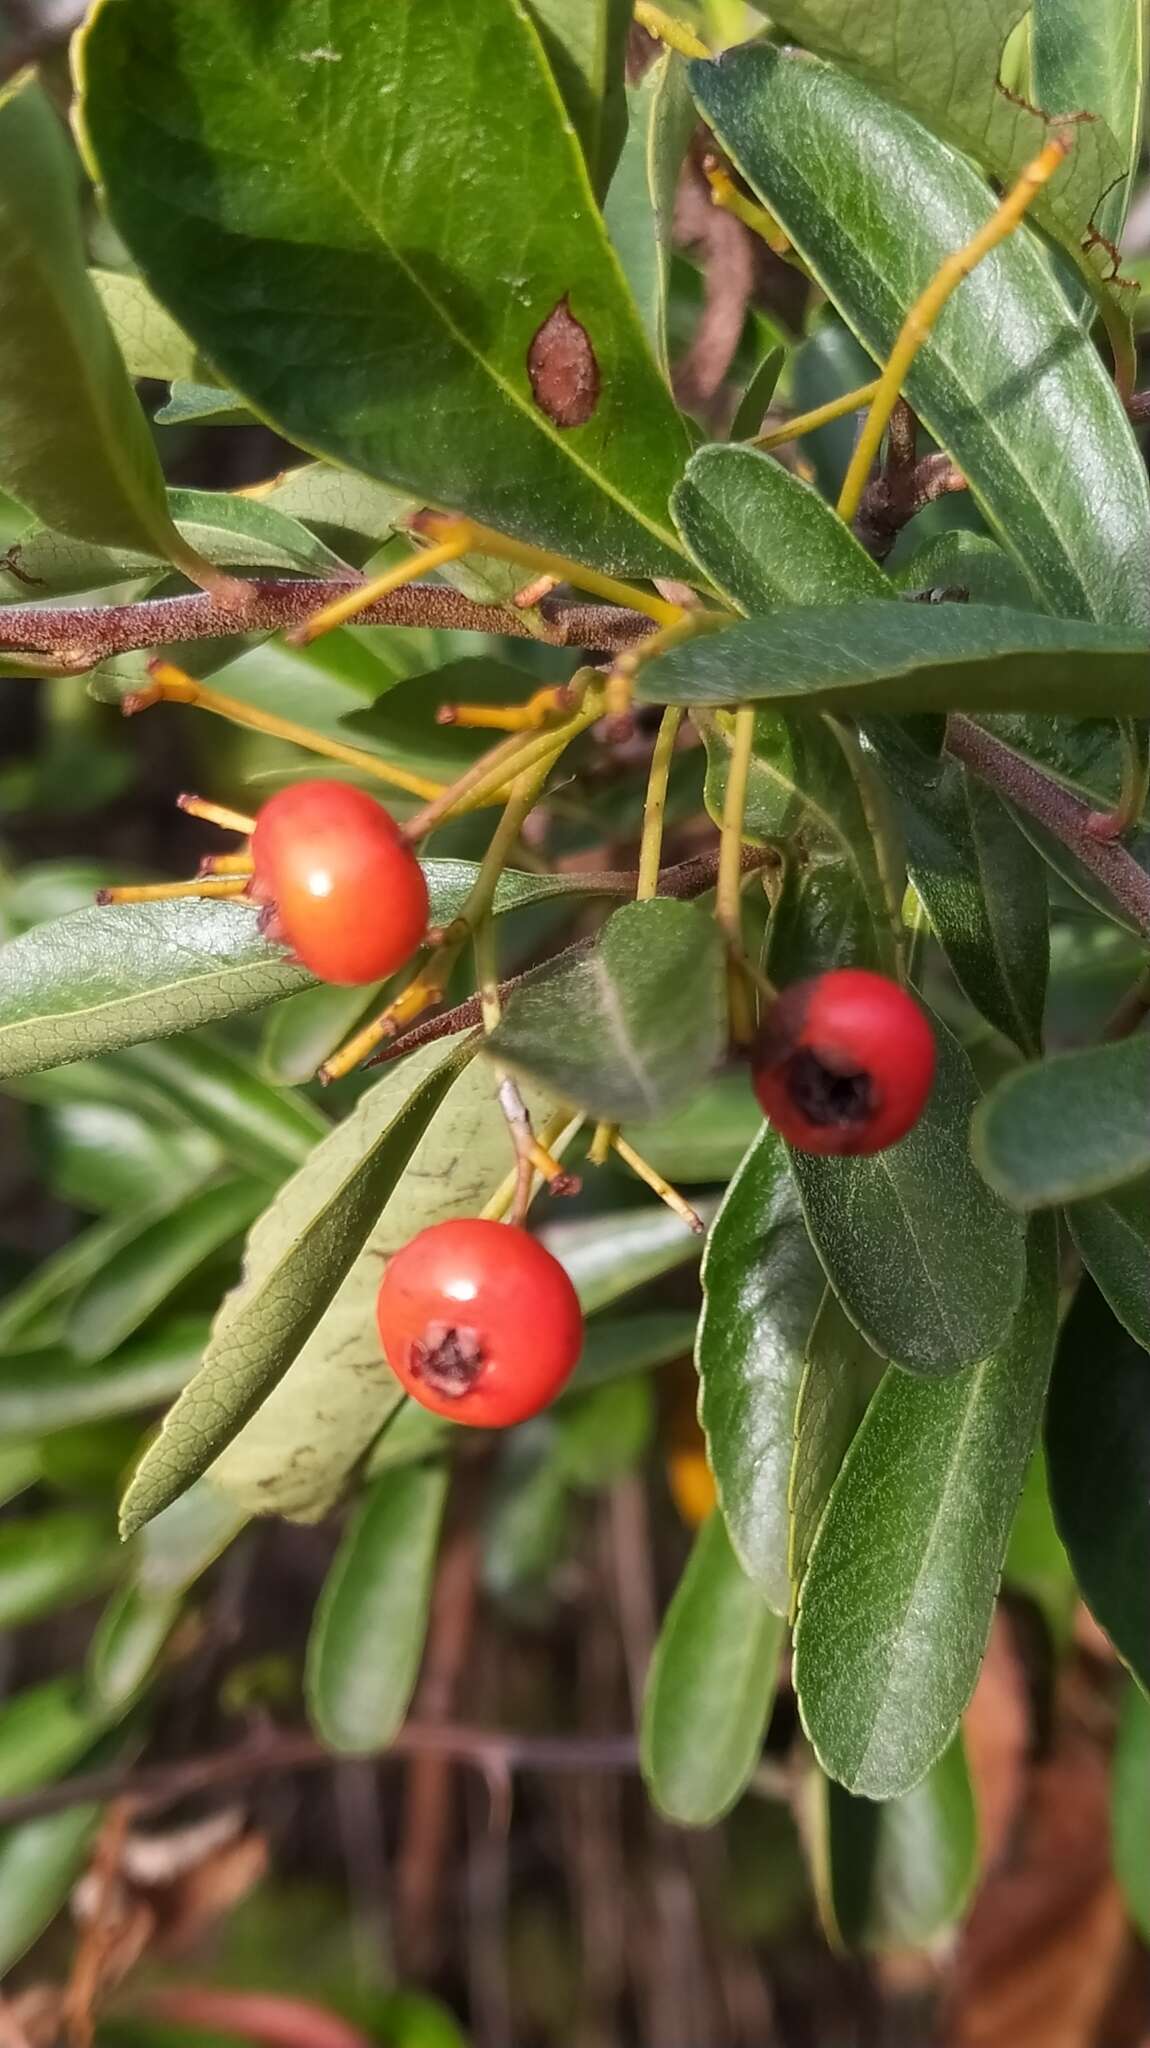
[751, 968, 935, 1156]
[376, 1219, 584, 1428]
[248, 781, 428, 985]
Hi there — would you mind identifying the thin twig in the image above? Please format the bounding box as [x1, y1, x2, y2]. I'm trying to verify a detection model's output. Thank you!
[0, 580, 657, 670]
[946, 715, 1150, 934]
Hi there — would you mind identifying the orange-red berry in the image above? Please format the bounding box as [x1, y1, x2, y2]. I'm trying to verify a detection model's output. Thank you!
[249, 781, 428, 985]
[751, 968, 935, 1156]
[376, 1219, 584, 1428]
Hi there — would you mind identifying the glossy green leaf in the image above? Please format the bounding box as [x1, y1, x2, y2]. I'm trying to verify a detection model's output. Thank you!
[69, 1176, 268, 1363]
[639, 603, 1150, 715]
[0, 1805, 100, 1977]
[787, 314, 877, 500]
[1112, 1680, 1150, 1943]
[794, 1219, 1057, 1797]
[788, 1299, 880, 1603]
[306, 1462, 448, 1753]
[728, 345, 788, 442]
[874, 736, 1049, 1052]
[973, 1036, 1150, 1208]
[791, 1014, 1026, 1375]
[813, 1737, 977, 1952]
[0, 80, 205, 576]
[537, 1202, 710, 1315]
[110, 1036, 328, 1180]
[0, 1321, 205, 1437]
[86, 1581, 183, 1712]
[0, 1511, 116, 1627]
[209, 1053, 554, 1522]
[688, 45, 1150, 629]
[671, 443, 889, 615]
[79, 0, 691, 577]
[1067, 1177, 1150, 1352]
[640, 1510, 785, 1825]
[527, 0, 630, 196]
[486, 900, 726, 1122]
[1030, 0, 1146, 253]
[118, 1036, 475, 1536]
[0, 1679, 109, 1798]
[603, 48, 695, 372]
[697, 1125, 875, 1611]
[1046, 1281, 1150, 1686]
[90, 266, 201, 382]
[761, 0, 1130, 328]
[0, 900, 309, 1080]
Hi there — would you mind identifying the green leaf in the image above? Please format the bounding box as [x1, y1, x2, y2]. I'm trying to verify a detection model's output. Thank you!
[527, 0, 631, 197]
[86, 1581, 183, 1712]
[812, 1738, 977, 1952]
[110, 1036, 328, 1179]
[1029, 0, 1146, 255]
[788, 1299, 879, 1603]
[639, 604, 1150, 715]
[671, 443, 889, 615]
[1067, 1176, 1150, 1352]
[154, 378, 254, 426]
[0, 81, 207, 577]
[791, 1013, 1025, 1375]
[0, 900, 309, 1081]
[620, 1069, 760, 1184]
[728, 345, 788, 443]
[0, 1511, 117, 1627]
[697, 1125, 876, 1611]
[640, 1510, 785, 1825]
[117, 1036, 475, 1536]
[1046, 1281, 1150, 1686]
[0, 1321, 205, 1437]
[305, 1462, 448, 1753]
[208, 1053, 555, 1522]
[687, 45, 1150, 629]
[69, 1176, 268, 1362]
[538, 1201, 710, 1314]
[793, 1218, 1058, 1797]
[1112, 1680, 1150, 1943]
[78, 0, 691, 578]
[973, 1036, 1150, 1208]
[873, 736, 1049, 1053]
[603, 49, 696, 372]
[1002, 1448, 1077, 1649]
[0, 1679, 110, 1798]
[135, 1477, 247, 1599]
[0, 1805, 101, 1978]
[90, 266, 201, 382]
[486, 900, 727, 1123]
[892, 531, 1041, 610]
[761, 0, 1132, 331]
[556, 1376, 654, 1486]
[35, 1099, 218, 1217]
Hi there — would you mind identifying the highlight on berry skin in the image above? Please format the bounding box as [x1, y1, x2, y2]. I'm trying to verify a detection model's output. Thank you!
[750, 968, 936, 1157]
[376, 1218, 585, 1429]
[248, 780, 429, 986]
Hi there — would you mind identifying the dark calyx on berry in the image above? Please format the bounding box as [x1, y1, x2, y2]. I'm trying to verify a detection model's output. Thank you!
[784, 1045, 876, 1129]
[410, 1321, 485, 1398]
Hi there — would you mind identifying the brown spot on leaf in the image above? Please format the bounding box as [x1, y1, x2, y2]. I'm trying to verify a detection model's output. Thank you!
[527, 297, 600, 428]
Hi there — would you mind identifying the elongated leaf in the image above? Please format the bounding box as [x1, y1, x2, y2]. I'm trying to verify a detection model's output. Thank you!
[527, 0, 630, 196]
[620, 1070, 760, 1184]
[486, 900, 726, 1122]
[761, 0, 1130, 326]
[973, 1035, 1150, 1208]
[109, 1037, 328, 1179]
[728, 343, 788, 442]
[0, 81, 208, 579]
[813, 1738, 977, 1952]
[604, 49, 695, 372]
[0, 1805, 100, 1977]
[537, 1202, 710, 1315]
[86, 1581, 183, 1712]
[640, 1510, 785, 1825]
[209, 1055, 554, 1522]
[118, 1036, 475, 1536]
[1029, 0, 1146, 254]
[135, 1477, 247, 1599]
[1046, 1281, 1150, 1685]
[788, 1299, 879, 1602]
[0, 1679, 109, 1798]
[688, 46, 1150, 629]
[90, 267, 200, 382]
[0, 1322, 205, 1437]
[791, 1013, 1025, 1375]
[306, 1462, 448, 1753]
[874, 735, 1049, 1052]
[794, 1219, 1057, 1797]
[1067, 1177, 1150, 1352]
[672, 443, 889, 615]
[893, 530, 1040, 610]
[1113, 1680, 1150, 1943]
[697, 1125, 875, 1612]
[0, 1512, 116, 1627]
[639, 603, 1150, 715]
[78, 0, 691, 577]
[69, 1176, 268, 1362]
